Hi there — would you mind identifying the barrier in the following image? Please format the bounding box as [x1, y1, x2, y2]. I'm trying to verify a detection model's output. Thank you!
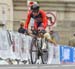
[47, 43, 60, 64]
[60, 45, 75, 64]
[0, 30, 75, 64]
[9, 31, 32, 60]
[0, 30, 11, 59]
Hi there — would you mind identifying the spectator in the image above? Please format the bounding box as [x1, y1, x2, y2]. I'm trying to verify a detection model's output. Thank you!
[49, 30, 60, 44]
[68, 33, 75, 47]
[18, 22, 25, 34]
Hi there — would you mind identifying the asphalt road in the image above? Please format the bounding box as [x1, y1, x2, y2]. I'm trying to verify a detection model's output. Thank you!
[0, 64, 75, 69]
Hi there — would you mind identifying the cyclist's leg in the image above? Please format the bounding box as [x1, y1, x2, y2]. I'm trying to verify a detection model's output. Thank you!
[36, 38, 43, 64]
[34, 22, 44, 30]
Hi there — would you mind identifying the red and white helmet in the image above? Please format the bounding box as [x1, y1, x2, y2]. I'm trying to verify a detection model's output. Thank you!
[27, 1, 38, 11]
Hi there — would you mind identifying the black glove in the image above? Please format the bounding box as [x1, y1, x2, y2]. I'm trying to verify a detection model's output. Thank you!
[32, 30, 38, 35]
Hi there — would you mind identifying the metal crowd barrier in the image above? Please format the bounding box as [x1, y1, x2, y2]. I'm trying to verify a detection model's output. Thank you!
[0, 30, 75, 64]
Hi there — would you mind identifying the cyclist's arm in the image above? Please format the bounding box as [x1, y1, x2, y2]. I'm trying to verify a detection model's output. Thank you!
[40, 10, 48, 29]
[44, 33, 57, 46]
[24, 12, 31, 29]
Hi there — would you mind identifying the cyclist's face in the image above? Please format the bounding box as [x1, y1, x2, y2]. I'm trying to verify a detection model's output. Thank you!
[33, 11, 38, 16]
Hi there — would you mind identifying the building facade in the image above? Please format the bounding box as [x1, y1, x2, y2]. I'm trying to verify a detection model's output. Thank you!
[0, 0, 75, 44]
[0, 0, 13, 30]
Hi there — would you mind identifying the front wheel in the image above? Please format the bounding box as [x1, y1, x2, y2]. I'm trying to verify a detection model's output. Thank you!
[30, 37, 38, 64]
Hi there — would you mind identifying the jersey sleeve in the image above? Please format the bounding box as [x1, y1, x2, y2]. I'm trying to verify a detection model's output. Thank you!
[24, 12, 31, 29]
[40, 10, 48, 29]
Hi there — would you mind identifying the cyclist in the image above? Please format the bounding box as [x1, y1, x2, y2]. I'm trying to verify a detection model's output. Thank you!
[24, 4, 48, 30]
